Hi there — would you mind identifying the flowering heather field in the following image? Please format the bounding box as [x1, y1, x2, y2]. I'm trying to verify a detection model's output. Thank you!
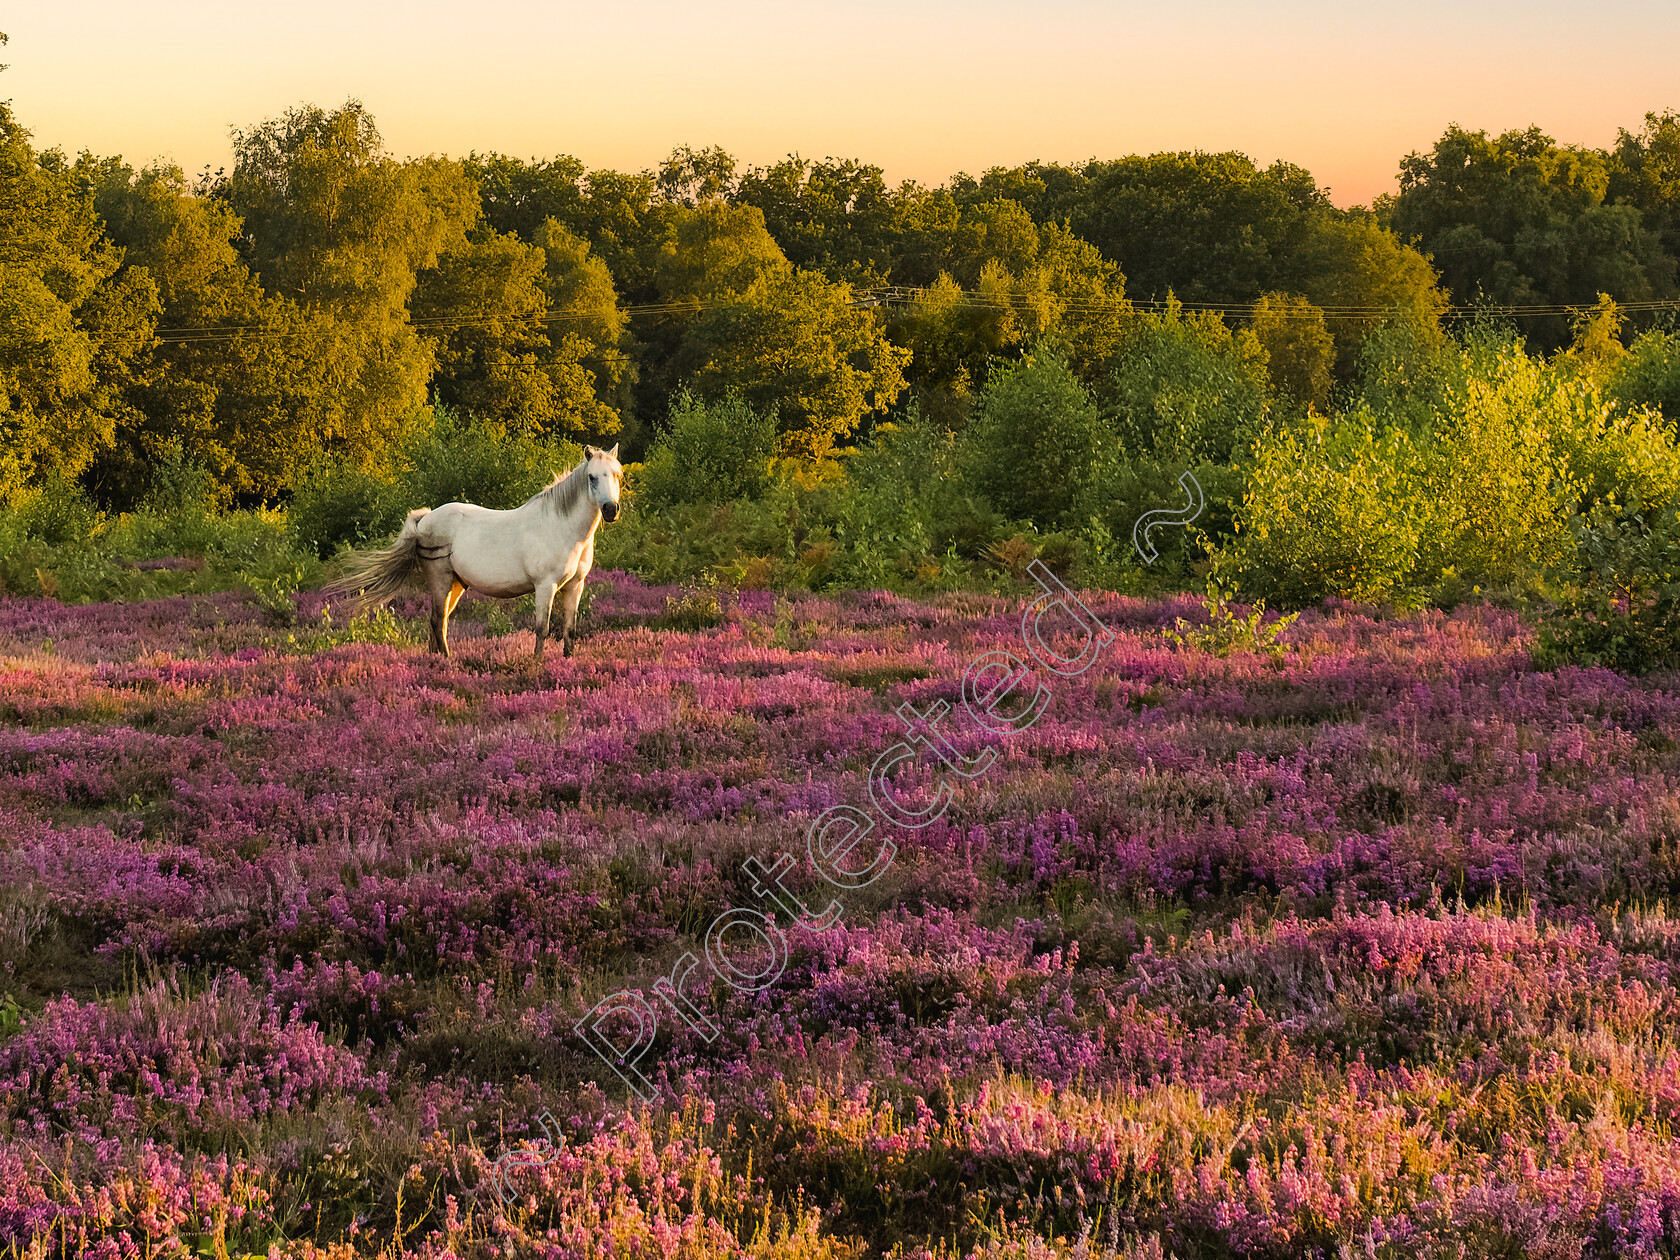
[3, 574, 1680, 1259]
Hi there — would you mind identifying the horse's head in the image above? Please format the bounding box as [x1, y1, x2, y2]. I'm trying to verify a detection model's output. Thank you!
[582, 444, 623, 523]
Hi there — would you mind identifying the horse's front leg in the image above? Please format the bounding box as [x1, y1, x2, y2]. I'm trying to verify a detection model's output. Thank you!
[532, 578, 559, 659]
[557, 574, 586, 658]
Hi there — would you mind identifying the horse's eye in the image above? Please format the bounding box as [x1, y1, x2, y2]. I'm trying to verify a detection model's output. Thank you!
[590, 475, 598, 484]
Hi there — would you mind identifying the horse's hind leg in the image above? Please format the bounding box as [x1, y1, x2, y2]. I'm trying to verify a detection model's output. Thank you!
[425, 565, 456, 656]
[532, 578, 558, 659]
[557, 575, 585, 658]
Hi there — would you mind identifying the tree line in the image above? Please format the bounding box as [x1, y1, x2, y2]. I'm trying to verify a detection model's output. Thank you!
[2, 34, 1678, 510]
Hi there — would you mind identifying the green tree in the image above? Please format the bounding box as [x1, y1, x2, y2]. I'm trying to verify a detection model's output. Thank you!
[411, 217, 626, 442]
[1355, 314, 1459, 432]
[949, 161, 1091, 228]
[732, 155, 897, 285]
[888, 211, 1129, 421]
[1609, 111, 1680, 273]
[1389, 124, 1676, 348]
[222, 100, 479, 470]
[654, 200, 790, 303]
[656, 144, 737, 207]
[638, 200, 794, 434]
[461, 151, 587, 241]
[680, 269, 909, 461]
[1561, 293, 1629, 389]
[892, 270, 1016, 423]
[1072, 152, 1327, 304]
[533, 218, 630, 431]
[1283, 213, 1448, 376]
[86, 158, 339, 502]
[887, 194, 1040, 289]
[462, 152, 674, 301]
[883, 182, 965, 287]
[0, 83, 155, 497]
[411, 226, 555, 430]
[1024, 222, 1131, 377]
[1413, 335, 1581, 585]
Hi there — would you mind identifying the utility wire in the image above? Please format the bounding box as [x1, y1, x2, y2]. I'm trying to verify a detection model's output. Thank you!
[96, 284, 1680, 348]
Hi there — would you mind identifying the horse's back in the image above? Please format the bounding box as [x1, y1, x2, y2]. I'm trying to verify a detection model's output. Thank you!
[419, 498, 590, 596]
[420, 501, 511, 529]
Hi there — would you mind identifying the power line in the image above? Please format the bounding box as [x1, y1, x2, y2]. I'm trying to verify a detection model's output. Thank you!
[853, 285, 1680, 321]
[89, 282, 1680, 349]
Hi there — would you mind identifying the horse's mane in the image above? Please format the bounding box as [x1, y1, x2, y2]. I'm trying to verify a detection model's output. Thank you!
[528, 461, 589, 517]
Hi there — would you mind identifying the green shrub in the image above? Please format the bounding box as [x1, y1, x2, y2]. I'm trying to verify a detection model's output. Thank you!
[1534, 496, 1680, 674]
[655, 585, 726, 631]
[288, 405, 583, 557]
[962, 351, 1112, 531]
[11, 476, 103, 546]
[1219, 412, 1428, 606]
[1165, 584, 1300, 658]
[266, 605, 425, 653]
[1413, 338, 1580, 586]
[638, 391, 776, 509]
[397, 405, 582, 515]
[140, 441, 223, 518]
[1081, 456, 1244, 577]
[289, 460, 396, 559]
[848, 409, 1008, 564]
[1102, 304, 1270, 464]
[242, 564, 310, 627]
[1356, 316, 1459, 433]
[1610, 326, 1680, 421]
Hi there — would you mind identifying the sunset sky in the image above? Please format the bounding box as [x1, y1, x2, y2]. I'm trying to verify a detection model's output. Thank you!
[5, 0, 1677, 208]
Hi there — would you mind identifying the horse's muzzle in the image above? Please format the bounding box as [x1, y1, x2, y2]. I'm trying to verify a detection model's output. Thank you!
[600, 502, 619, 523]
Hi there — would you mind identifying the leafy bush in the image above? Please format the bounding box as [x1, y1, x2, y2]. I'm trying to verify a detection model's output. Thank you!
[1534, 496, 1680, 674]
[962, 351, 1112, 531]
[288, 405, 583, 557]
[1102, 303, 1270, 463]
[1411, 336, 1579, 586]
[637, 390, 776, 509]
[275, 604, 423, 652]
[1230, 332, 1678, 611]
[1250, 292, 1334, 412]
[849, 410, 1009, 563]
[397, 405, 582, 516]
[1165, 584, 1300, 657]
[655, 583, 726, 631]
[140, 441, 223, 518]
[1218, 412, 1429, 605]
[1610, 326, 1680, 421]
[1081, 456, 1245, 578]
[242, 564, 311, 626]
[1356, 315, 1459, 432]
[0, 484, 318, 604]
[289, 460, 394, 559]
[10, 475, 103, 546]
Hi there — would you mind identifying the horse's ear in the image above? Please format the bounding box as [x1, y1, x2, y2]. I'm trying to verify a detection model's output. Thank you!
[607, 443, 619, 459]
[583, 445, 596, 459]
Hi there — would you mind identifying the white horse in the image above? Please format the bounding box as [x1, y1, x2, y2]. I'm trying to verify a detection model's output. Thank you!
[329, 445, 623, 658]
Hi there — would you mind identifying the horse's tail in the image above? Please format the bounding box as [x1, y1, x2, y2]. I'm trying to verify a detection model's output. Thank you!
[325, 509, 431, 610]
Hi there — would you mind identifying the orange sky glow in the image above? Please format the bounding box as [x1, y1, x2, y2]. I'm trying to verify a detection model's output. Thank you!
[6, 0, 1677, 209]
